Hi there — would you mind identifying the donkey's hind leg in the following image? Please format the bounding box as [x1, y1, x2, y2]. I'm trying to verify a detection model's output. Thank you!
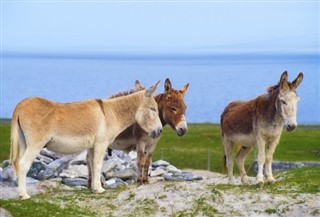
[236, 146, 253, 185]
[18, 146, 42, 199]
[223, 138, 236, 184]
[86, 148, 94, 189]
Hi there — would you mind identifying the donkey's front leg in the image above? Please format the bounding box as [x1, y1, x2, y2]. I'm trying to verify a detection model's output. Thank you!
[256, 137, 266, 185]
[136, 145, 146, 185]
[143, 153, 153, 183]
[91, 144, 106, 193]
[265, 137, 280, 183]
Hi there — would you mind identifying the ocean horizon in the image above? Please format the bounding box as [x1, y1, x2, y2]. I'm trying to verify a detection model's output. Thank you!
[1, 53, 319, 124]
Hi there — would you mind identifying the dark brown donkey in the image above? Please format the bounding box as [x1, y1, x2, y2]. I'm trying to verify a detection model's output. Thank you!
[88, 79, 189, 185]
[221, 71, 303, 185]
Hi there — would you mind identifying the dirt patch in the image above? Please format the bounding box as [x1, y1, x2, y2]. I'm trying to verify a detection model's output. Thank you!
[1, 171, 319, 216]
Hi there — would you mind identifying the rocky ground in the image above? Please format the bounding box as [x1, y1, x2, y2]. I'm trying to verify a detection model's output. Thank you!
[1, 149, 319, 216]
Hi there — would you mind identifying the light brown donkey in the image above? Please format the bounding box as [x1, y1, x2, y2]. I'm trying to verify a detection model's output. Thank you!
[101, 78, 189, 184]
[10, 81, 162, 199]
[221, 71, 303, 185]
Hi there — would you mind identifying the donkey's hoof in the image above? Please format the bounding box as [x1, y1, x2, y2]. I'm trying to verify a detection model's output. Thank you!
[137, 177, 144, 186]
[256, 176, 265, 187]
[142, 178, 149, 184]
[228, 177, 236, 185]
[241, 176, 250, 185]
[20, 194, 31, 200]
[267, 176, 276, 184]
[93, 187, 105, 194]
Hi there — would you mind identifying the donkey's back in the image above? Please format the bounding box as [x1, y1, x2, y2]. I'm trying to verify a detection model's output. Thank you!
[221, 99, 258, 137]
[13, 97, 103, 138]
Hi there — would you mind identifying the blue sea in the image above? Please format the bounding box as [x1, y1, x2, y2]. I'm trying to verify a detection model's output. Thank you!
[1, 53, 319, 124]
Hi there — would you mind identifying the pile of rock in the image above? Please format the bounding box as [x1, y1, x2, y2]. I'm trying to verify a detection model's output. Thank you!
[0, 148, 202, 189]
[253, 160, 320, 175]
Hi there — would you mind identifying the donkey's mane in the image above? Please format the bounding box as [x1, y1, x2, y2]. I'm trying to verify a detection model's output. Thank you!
[266, 83, 280, 94]
[109, 89, 139, 99]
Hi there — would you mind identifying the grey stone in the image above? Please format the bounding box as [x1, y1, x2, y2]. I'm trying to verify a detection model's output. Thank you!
[106, 181, 126, 189]
[62, 177, 88, 187]
[152, 160, 170, 167]
[0, 208, 12, 217]
[102, 158, 122, 173]
[0, 165, 17, 187]
[128, 151, 137, 160]
[60, 165, 88, 178]
[40, 148, 64, 160]
[37, 168, 55, 180]
[36, 156, 72, 180]
[150, 168, 166, 177]
[166, 165, 181, 173]
[253, 160, 320, 175]
[36, 155, 54, 164]
[105, 168, 137, 180]
[163, 171, 203, 181]
[105, 178, 117, 186]
[2, 160, 10, 168]
[27, 161, 47, 179]
[69, 151, 87, 166]
[26, 177, 40, 184]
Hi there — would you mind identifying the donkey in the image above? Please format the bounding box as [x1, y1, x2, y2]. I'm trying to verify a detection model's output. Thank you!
[10, 81, 162, 199]
[94, 78, 189, 184]
[221, 71, 303, 185]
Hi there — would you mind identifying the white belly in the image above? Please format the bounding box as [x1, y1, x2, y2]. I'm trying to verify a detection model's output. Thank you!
[46, 135, 95, 155]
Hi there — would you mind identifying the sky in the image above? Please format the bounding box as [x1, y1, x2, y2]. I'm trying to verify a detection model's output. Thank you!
[1, 1, 320, 55]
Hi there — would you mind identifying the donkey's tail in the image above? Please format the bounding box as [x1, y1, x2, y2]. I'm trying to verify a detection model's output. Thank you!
[10, 112, 20, 173]
[222, 147, 227, 174]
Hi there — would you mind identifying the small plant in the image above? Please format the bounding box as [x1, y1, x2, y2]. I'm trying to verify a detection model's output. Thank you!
[265, 208, 277, 214]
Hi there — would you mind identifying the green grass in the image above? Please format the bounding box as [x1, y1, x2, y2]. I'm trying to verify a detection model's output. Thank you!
[153, 123, 320, 173]
[0, 123, 11, 163]
[0, 122, 319, 173]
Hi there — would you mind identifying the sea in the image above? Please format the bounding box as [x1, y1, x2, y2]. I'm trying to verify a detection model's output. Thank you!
[1, 53, 319, 124]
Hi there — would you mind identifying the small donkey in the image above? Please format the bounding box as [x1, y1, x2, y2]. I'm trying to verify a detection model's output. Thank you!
[88, 79, 189, 185]
[221, 71, 303, 185]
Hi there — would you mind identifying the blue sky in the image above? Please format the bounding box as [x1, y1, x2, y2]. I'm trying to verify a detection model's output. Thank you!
[2, 1, 319, 55]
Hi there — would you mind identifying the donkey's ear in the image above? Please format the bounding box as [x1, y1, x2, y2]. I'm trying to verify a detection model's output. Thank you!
[145, 80, 160, 97]
[291, 72, 303, 89]
[135, 80, 145, 91]
[179, 83, 190, 96]
[280, 71, 289, 90]
[165, 78, 172, 92]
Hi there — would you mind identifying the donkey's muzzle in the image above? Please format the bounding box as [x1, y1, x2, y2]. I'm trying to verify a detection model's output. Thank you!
[150, 127, 163, 138]
[286, 124, 296, 132]
[177, 127, 187, 137]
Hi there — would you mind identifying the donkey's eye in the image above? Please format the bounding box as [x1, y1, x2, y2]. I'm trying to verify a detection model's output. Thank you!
[150, 107, 156, 112]
[171, 107, 177, 112]
[281, 100, 287, 105]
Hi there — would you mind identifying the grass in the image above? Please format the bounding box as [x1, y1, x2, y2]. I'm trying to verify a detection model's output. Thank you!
[0, 122, 319, 174]
[0, 123, 11, 163]
[153, 123, 320, 173]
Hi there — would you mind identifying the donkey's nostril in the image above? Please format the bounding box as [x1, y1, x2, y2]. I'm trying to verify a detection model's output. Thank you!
[177, 127, 186, 136]
[159, 128, 163, 134]
[286, 124, 296, 132]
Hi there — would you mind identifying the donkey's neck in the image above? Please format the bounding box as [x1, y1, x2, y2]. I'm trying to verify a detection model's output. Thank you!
[105, 91, 143, 134]
[154, 94, 167, 126]
[257, 89, 283, 125]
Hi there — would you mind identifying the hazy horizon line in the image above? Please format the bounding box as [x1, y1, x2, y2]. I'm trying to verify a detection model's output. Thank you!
[2, 50, 319, 61]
